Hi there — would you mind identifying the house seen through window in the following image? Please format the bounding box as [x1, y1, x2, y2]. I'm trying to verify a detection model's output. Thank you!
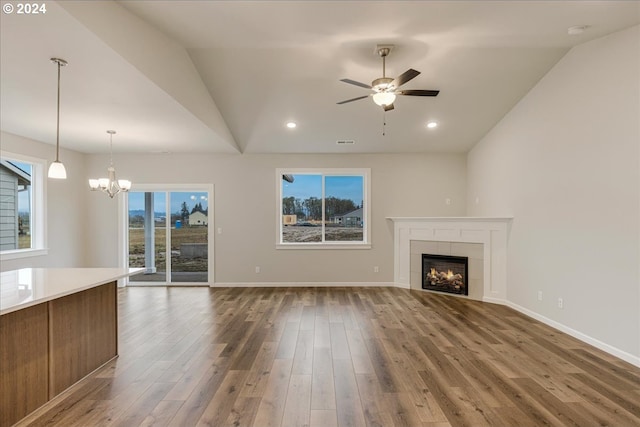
[279, 169, 370, 246]
[0, 157, 38, 253]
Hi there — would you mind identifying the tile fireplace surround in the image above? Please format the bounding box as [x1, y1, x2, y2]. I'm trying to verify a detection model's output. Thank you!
[388, 217, 512, 303]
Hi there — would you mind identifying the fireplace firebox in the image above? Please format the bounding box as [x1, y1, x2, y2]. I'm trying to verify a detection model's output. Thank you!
[422, 254, 469, 295]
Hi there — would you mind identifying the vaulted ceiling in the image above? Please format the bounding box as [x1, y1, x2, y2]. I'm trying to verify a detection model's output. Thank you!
[1, 1, 638, 154]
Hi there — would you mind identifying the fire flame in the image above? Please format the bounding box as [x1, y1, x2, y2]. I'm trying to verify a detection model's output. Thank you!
[429, 267, 456, 280]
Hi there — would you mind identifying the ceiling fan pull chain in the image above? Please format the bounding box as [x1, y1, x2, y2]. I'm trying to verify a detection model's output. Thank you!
[383, 112, 386, 136]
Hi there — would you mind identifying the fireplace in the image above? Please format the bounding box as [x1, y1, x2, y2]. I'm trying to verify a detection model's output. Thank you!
[422, 254, 469, 295]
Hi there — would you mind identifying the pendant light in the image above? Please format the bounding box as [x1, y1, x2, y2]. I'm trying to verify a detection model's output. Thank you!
[88, 130, 132, 198]
[48, 58, 67, 179]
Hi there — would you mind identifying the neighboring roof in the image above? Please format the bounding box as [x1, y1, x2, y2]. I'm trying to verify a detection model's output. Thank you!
[337, 208, 362, 218]
[0, 160, 31, 186]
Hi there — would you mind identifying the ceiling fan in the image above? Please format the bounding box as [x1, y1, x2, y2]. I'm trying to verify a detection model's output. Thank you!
[337, 45, 439, 111]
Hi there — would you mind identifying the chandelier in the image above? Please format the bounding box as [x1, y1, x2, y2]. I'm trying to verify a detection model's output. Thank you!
[88, 130, 132, 198]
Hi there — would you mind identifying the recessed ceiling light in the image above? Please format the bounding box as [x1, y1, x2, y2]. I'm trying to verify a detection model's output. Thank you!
[426, 121, 438, 129]
[568, 25, 589, 35]
[286, 122, 297, 129]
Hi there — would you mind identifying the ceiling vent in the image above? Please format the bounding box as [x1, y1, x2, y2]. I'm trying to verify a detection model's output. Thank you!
[336, 140, 355, 145]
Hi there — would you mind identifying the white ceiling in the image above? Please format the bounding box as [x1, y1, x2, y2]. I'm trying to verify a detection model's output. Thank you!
[1, 1, 638, 154]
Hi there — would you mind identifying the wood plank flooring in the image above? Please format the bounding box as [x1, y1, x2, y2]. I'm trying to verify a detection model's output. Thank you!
[15, 286, 640, 427]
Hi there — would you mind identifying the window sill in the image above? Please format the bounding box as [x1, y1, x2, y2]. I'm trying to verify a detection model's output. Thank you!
[276, 243, 371, 250]
[0, 248, 48, 261]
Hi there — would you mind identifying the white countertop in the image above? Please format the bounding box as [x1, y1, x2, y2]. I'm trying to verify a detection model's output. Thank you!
[0, 268, 144, 315]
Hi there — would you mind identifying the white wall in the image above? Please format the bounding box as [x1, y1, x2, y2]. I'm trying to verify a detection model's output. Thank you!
[0, 131, 89, 270]
[85, 152, 467, 283]
[467, 26, 639, 360]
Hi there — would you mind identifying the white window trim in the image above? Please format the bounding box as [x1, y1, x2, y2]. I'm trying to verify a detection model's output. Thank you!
[0, 151, 48, 261]
[276, 168, 371, 250]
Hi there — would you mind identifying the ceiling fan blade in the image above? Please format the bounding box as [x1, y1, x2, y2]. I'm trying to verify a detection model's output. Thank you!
[383, 103, 394, 112]
[397, 89, 440, 97]
[340, 78, 372, 89]
[392, 69, 420, 88]
[336, 95, 370, 105]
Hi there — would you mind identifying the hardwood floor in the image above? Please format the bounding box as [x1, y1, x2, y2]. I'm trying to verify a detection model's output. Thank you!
[16, 286, 640, 427]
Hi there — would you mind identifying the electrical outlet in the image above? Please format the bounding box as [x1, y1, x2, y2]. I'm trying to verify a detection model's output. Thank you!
[217, 227, 223, 234]
[558, 298, 564, 309]
[445, 198, 452, 205]
[374, 266, 379, 273]
[537, 291, 543, 301]
[255, 266, 261, 273]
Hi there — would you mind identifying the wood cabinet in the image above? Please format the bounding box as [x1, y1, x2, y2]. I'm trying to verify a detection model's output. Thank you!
[0, 303, 49, 427]
[0, 281, 117, 427]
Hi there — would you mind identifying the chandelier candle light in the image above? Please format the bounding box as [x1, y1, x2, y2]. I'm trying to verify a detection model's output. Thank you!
[88, 130, 132, 198]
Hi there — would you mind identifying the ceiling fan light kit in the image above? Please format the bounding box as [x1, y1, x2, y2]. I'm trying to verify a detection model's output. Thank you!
[372, 92, 396, 107]
[337, 44, 439, 111]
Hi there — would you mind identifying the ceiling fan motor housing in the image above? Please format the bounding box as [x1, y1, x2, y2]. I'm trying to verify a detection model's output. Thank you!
[372, 77, 394, 92]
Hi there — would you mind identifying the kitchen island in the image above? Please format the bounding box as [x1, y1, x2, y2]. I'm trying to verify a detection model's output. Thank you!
[0, 268, 143, 427]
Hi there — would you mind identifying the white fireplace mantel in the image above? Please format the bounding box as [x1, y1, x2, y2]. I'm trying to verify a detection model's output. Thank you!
[388, 217, 512, 303]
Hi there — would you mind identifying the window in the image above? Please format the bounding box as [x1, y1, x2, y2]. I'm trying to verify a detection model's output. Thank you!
[0, 152, 46, 259]
[277, 168, 370, 249]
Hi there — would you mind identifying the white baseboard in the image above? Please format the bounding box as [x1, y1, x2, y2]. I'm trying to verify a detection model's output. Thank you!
[505, 300, 640, 368]
[211, 281, 396, 288]
[128, 282, 207, 287]
[482, 296, 507, 305]
[397, 285, 640, 367]
[211, 280, 639, 368]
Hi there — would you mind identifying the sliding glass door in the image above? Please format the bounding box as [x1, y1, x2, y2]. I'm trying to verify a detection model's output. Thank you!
[126, 187, 212, 285]
[170, 191, 209, 283]
[128, 191, 167, 283]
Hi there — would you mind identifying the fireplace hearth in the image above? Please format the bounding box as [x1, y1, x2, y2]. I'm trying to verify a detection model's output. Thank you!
[422, 254, 468, 295]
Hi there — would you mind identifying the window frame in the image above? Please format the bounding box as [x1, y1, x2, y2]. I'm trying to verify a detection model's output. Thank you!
[0, 151, 47, 260]
[276, 168, 371, 250]
[120, 183, 215, 286]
